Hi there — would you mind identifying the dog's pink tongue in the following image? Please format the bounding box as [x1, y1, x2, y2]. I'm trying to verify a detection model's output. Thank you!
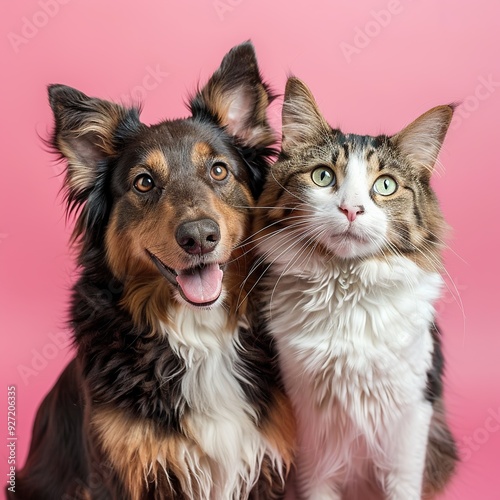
[176, 264, 223, 304]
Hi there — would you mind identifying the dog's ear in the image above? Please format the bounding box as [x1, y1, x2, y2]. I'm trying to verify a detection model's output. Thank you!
[189, 41, 276, 198]
[189, 41, 275, 150]
[48, 84, 142, 243]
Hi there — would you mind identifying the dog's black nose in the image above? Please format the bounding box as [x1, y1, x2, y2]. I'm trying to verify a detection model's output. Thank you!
[176, 219, 220, 255]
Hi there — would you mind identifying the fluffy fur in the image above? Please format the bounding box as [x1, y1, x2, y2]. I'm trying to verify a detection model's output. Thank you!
[254, 77, 457, 499]
[11, 42, 295, 500]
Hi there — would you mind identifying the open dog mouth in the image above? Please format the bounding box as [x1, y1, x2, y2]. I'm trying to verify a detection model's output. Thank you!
[146, 250, 224, 307]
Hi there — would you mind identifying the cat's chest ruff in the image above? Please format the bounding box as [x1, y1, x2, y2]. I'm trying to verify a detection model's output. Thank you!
[266, 257, 442, 408]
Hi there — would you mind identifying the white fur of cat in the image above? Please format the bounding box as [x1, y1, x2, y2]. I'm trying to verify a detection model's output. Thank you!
[255, 77, 456, 499]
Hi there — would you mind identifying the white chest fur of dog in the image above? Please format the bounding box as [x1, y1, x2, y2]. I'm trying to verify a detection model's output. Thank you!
[160, 307, 283, 500]
[264, 255, 442, 500]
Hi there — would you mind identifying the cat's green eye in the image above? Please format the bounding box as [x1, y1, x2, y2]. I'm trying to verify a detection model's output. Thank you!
[373, 175, 398, 196]
[311, 166, 336, 187]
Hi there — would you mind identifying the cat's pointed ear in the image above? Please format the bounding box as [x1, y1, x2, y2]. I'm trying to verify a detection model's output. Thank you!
[281, 77, 330, 152]
[391, 105, 455, 176]
[189, 41, 275, 149]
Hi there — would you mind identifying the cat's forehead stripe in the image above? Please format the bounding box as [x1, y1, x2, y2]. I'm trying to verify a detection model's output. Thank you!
[365, 149, 385, 172]
[331, 148, 340, 164]
[335, 132, 387, 150]
[330, 132, 393, 174]
[342, 143, 350, 161]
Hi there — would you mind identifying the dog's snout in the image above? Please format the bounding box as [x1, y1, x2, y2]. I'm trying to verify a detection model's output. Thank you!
[176, 219, 220, 255]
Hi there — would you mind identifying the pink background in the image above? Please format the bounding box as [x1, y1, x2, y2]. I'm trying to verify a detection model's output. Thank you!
[1, 0, 499, 498]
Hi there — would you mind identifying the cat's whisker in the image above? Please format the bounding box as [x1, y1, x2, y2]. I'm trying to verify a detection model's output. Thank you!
[231, 204, 318, 214]
[386, 215, 466, 264]
[235, 214, 328, 309]
[235, 262, 271, 312]
[382, 229, 466, 321]
[380, 237, 420, 296]
[268, 170, 313, 206]
[268, 228, 328, 313]
[233, 215, 317, 256]
[239, 233, 308, 311]
[383, 230, 441, 276]
[412, 244, 465, 318]
[247, 220, 315, 251]
[236, 223, 320, 308]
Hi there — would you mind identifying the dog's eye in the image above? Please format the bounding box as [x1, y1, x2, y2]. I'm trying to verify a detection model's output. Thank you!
[134, 174, 155, 193]
[210, 162, 229, 181]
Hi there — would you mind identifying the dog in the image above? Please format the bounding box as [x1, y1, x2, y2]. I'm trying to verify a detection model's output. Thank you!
[11, 42, 294, 500]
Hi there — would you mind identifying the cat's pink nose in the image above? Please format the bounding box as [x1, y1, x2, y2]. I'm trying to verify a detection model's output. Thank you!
[339, 204, 365, 222]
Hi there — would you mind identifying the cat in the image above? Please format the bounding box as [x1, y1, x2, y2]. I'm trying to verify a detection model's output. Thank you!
[253, 77, 458, 500]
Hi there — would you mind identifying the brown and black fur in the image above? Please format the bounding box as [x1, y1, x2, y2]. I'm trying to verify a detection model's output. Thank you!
[11, 42, 294, 500]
